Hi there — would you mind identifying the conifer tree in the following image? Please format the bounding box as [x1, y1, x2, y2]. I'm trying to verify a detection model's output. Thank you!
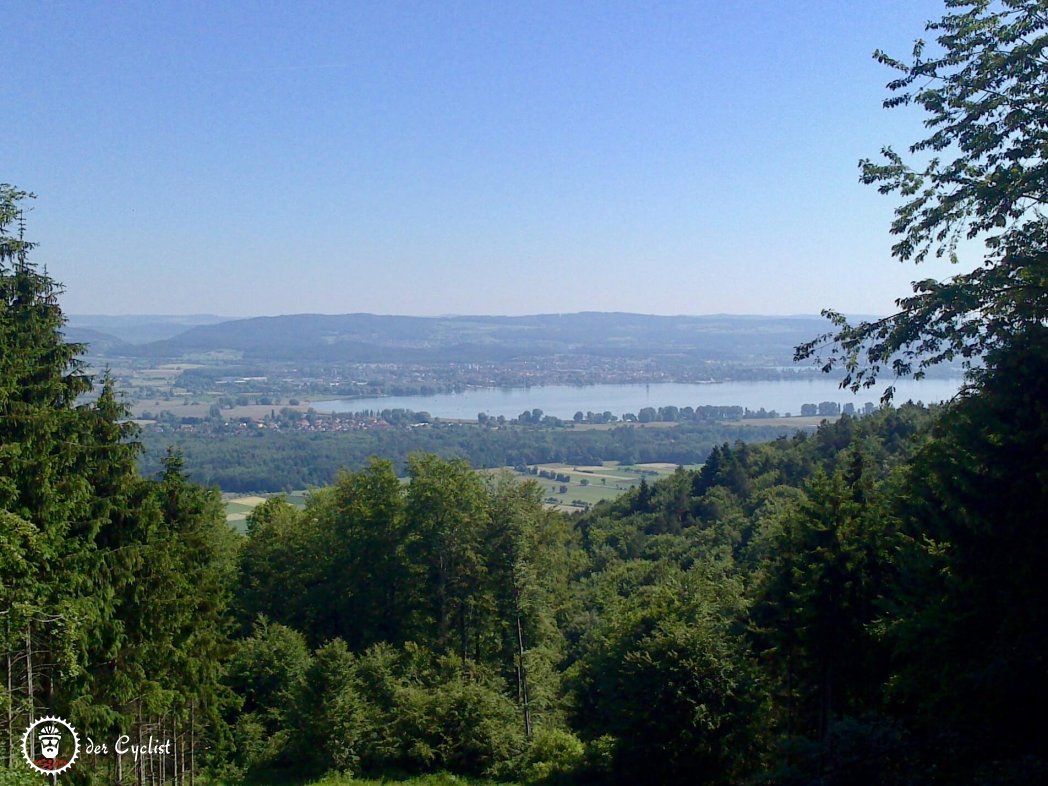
[1, 184, 103, 736]
[2, 185, 239, 783]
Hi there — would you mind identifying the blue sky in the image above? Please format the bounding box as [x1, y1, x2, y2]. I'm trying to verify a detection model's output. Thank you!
[4, 0, 965, 317]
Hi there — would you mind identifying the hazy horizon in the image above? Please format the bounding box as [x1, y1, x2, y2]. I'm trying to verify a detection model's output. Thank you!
[8, 1, 973, 318]
[66, 309, 886, 324]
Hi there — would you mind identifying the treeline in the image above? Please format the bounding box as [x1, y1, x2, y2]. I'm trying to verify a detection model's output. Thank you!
[569, 402, 861, 423]
[138, 420, 796, 493]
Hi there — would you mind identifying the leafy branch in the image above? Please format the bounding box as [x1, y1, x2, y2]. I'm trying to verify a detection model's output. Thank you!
[799, 0, 1048, 396]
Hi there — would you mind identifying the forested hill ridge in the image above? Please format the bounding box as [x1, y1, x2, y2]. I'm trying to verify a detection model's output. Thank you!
[64, 313, 228, 345]
[87, 312, 843, 365]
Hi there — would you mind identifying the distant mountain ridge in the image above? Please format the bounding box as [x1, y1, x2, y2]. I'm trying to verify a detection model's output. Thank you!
[66, 314, 230, 344]
[93, 312, 839, 366]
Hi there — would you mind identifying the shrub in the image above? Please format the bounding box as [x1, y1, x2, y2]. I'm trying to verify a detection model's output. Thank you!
[518, 727, 586, 785]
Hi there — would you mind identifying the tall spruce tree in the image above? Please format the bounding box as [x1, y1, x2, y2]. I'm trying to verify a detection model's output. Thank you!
[1, 184, 109, 744]
[2, 186, 239, 783]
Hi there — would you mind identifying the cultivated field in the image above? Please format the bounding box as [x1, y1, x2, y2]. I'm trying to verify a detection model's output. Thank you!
[505, 460, 698, 512]
[224, 490, 309, 530]
[223, 461, 696, 526]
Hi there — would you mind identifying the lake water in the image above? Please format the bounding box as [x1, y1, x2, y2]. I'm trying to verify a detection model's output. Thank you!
[312, 377, 965, 420]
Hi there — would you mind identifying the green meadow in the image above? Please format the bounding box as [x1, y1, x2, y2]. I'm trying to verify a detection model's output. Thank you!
[223, 462, 697, 526]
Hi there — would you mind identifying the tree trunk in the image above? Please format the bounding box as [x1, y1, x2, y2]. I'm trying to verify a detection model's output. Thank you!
[189, 701, 195, 786]
[513, 582, 532, 739]
[25, 625, 33, 723]
[173, 716, 178, 786]
[6, 624, 12, 768]
[137, 705, 144, 786]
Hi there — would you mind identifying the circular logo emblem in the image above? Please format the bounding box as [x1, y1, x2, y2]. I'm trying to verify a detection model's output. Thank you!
[21, 716, 80, 776]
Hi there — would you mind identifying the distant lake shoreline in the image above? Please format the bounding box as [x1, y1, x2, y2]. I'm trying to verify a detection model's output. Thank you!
[312, 377, 965, 420]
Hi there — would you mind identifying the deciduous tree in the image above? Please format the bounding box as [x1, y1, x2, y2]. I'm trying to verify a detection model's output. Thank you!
[797, 1, 1048, 395]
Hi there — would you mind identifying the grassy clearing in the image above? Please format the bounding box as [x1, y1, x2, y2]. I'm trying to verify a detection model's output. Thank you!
[286, 490, 310, 507]
[508, 460, 697, 512]
[223, 461, 697, 526]
[225, 510, 252, 531]
[224, 491, 309, 529]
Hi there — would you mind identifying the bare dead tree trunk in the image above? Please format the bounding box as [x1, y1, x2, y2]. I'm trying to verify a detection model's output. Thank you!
[173, 716, 178, 786]
[437, 554, 448, 651]
[512, 579, 532, 740]
[138, 704, 144, 786]
[150, 717, 157, 786]
[189, 701, 195, 786]
[516, 614, 532, 739]
[6, 621, 13, 768]
[25, 624, 33, 723]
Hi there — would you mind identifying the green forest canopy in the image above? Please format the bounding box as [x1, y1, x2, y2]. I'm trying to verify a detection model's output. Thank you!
[3, 2, 1048, 784]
